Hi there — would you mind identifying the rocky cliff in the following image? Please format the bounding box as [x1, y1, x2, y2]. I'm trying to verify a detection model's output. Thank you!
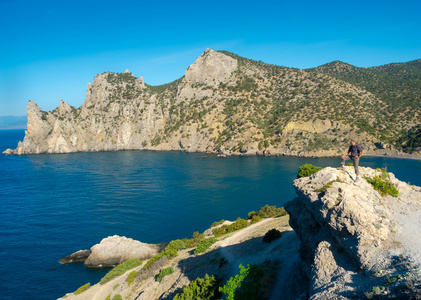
[285, 166, 421, 299]
[4, 49, 421, 157]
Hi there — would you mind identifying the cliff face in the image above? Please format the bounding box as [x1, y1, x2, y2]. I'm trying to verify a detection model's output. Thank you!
[4, 49, 421, 156]
[285, 166, 421, 299]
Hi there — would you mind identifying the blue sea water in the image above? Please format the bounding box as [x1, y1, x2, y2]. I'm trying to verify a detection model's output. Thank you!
[1, 129, 420, 300]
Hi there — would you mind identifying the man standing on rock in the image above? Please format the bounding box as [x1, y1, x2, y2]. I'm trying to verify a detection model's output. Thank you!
[341, 140, 364, 180]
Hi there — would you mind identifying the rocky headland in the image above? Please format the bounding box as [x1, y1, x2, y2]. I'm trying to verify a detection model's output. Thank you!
[60, 166, 421, 299]
[4, 49, 421, 157]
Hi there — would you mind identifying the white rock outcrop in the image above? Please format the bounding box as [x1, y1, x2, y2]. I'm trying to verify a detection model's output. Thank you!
[285, 166, 421, 299]
[84, 235, 161, 267]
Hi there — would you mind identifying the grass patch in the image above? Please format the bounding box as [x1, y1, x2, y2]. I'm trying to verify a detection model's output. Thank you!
[74, 283, 90, 295]
[315, 179, 341, 193]
[157, 266, 174, 282]
[112, 295, 123, 300]
[212, 218, 249, 237]
[113, 283, 119, 290]
[195, 237, 218, 254]
[126, 270, 137, 285]
[100, 258, 143, 285]
[364, 169, 399, 197]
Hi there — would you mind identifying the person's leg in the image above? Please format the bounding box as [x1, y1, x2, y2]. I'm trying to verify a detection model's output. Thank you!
[341, 155, 350, 167]
[353, 157, 360, 178]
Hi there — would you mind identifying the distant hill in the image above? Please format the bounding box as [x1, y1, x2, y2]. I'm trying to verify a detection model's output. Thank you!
[307, 59, 421, 152]
[0, 116, 27, 129]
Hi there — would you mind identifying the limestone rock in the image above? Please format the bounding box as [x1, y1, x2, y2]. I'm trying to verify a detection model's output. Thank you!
[285, 166, 421, 299]
[60, 249, 91, 263]
[84, 235, 161, 268]
[184, 49, 237, 87]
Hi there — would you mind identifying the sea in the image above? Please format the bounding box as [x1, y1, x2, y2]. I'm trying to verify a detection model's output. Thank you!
[1, 129, 420, 300]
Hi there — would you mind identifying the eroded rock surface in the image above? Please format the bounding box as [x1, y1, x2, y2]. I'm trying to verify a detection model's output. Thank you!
[285, 166, 421, 299]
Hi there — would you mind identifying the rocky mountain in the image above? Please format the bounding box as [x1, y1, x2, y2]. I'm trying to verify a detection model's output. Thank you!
[4, 49, 421, 156]
[59, 167, 421, 299]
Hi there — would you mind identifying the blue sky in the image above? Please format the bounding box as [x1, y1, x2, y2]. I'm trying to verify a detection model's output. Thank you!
[1, 0, 420, 116]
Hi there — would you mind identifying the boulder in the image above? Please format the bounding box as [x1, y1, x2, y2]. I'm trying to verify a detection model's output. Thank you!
[84, 235, 161, 268]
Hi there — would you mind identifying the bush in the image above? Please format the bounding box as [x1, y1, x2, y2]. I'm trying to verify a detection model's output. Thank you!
[173, 274, 221, 300]
[212, 218, 249, 237]
[195, 237, 218, 254]
[113, 283, 119, 290]
[297, 163, 322, 178]
[250, 215, 261, 224]
[166, 239, 186, 252]
[100, 258, 143, 285]
[247, 205, 287, 219]
[157, 266, 174, 282]
[263, 229, 282, 243]
[126, 270, 137, 285]
[74, 283, 90, 295]
[220, 262, 276, 300]
[105, 295, 111, 300]
[346, 162, 353, 166]
[112, 295, 123, 300]
[211, 220, 225, 227]
[364, 170, 399, 197]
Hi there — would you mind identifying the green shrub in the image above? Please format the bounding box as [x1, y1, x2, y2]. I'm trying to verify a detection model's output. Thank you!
[100, 259, 143, 285]
[220, 264, 252, 299]
[364, 170, 399, 197]
[74, 283, 90, 295]
[220, 262, 274, 300]
[105, 295, 111, 300]
[126, 270, 137, 285]
[112, 295, 123, 300]
[166, 239, 186, 252]
[185, 231, 205, 248]
[173, 274, 221, 300]
[346, 162, 353, 166]
[263, 229, 282, 243]
[250, 215, 261, 224]
[247, 205, 287, 219]
[297, 163, 322, 178]
[195, 237, 218, 254]
[113, 283, 120, 290]
[212, 218, 249, 237]
[211, 219, 225, 227]
[157, 266, 175, 282]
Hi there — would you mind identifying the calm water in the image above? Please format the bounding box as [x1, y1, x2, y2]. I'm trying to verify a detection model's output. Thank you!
[1, 129, 420, 300]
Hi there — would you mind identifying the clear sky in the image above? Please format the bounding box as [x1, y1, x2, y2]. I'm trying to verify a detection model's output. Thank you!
[1, 0, 420, 116]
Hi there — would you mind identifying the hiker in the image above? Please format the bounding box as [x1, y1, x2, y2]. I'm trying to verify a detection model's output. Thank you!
[341, 140, 364, 180]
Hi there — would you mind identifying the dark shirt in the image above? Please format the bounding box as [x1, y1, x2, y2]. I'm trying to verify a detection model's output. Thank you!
[348, 144, 363, 158]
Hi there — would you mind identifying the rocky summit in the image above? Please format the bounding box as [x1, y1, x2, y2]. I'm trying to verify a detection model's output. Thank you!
[3, 49, 421, 157]
[285, 166, 421, 299]
[60, 166, 421, 299]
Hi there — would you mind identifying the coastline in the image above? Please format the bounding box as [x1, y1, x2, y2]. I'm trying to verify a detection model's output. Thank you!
[3, 145, 421, 160]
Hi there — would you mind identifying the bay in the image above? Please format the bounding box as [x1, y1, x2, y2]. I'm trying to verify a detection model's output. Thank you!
[1, 129, 420, 300]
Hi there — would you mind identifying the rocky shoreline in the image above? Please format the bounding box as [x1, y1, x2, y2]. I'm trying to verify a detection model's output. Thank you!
[60, 166, 421, 299]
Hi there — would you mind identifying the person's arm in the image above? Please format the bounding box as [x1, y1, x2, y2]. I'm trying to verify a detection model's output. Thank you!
[356, 149, 364, 158]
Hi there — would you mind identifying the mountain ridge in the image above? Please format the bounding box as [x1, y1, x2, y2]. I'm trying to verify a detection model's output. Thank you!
[3, 49, 421, 157]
